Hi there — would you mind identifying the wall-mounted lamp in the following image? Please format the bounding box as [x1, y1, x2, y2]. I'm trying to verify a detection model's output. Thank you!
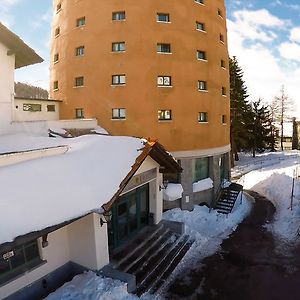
[42, 234, 49, 248]
[100, 209, 112, 227]
[159, 179, 169, 191]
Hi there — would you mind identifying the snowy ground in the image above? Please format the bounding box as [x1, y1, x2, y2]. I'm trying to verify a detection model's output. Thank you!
[47, 150, 300, 299]
[234, 151, 300, 249]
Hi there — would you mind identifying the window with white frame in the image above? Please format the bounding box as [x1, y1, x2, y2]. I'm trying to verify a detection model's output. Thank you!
[75, 76, 84, 87]
[222, 114, 227, 124]
[157, 43, 171, 53]
[157, 76, 171, 86]
[23, 104, 42, 112]
[54, 53, 59, 63]
[221, 59, 226, 68]
[222, 86, 227, 96]
[47, 105, 56, 112]
[197, 50, 206, 60]
[76, 17, 85, 27]
[196, 22, 205, 31]
[54, 27, 60, 37]
[75, 108, 84, 119]
[193, 158, 209, 183]
[53, 81, 59, 91]
[112, 11, 125, 21]
[198, 80, 207, 91]
[158, 110, 172, 120]
[112, 108, 126, 119]
[195, 0, 204, 4]
[198, 112, 207, 123]
[157, 13, 170, 22]
[112, 42, 125, 52]
[112, 74, 126, 85]
[220, 33, 225, 43]
[75, 46, 85, 56]
[56, 3, 62, 13]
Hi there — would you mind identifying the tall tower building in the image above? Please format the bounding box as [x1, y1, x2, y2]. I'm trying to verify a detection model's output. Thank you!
[50, 0, 231, 208]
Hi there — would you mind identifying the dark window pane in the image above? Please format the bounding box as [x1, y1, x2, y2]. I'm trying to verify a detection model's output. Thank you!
[0, 258, 10, 275]
[10, 248, 25, 269]
[25, 243, 39, 262]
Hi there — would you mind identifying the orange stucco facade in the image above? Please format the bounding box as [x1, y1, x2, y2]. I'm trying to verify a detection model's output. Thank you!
[50, 0, 230, 153]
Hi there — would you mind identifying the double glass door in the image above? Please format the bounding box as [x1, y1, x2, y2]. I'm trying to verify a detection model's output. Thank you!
[109, 184, 149, 249]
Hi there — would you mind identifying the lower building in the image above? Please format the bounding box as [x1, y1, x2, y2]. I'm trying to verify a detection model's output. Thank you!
[0, 133, 181, 299]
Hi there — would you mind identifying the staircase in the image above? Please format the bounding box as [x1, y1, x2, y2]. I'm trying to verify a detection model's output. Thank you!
[215, 183, 243, 214]
[109, 222, 194, 296]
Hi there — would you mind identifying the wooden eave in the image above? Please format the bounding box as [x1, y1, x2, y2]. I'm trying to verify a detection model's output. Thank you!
[103, 140, 182, 211]
[0, 23, 43, 69]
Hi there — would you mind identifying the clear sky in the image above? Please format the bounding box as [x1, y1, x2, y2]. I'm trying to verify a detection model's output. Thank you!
[1, 0, 300, 115]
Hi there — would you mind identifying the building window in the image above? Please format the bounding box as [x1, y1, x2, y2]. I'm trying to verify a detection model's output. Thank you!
[157, 13, 170, 22]
[112, 108, 126, 119]
[53, 81, 59, 91]
[0, 240, 41, 284]
[75, 76, 84, 87]
[158, 109, 172, 120]
[23, 104, 42, 112]
[198, 112, 207, 123]
[195, 0, 204, 4]
[222, 114, 227, 124]
[193, 158, 209, 183]
[112, 11, 125, 21]
[164, 160, 181, 184]
[157, 76, 171, 86]
[75, 46, 85, 56]
[198, 80, 207, 91]
[56, 3, 62, 13]
[221, 59, 226, 68]
[54, 53, 59, 63]
[157, 43, 171, 53]
[112, 42, 125, 52]
[218, 9, 223, 18]
[222, 86, 227, 96]
[220, 34, 225, 43]
[75, 108, 84, 119]
[196, 22, 205, 31]
[197, 50, 206, 60]
[54, 27, 60, 37]
[112, 74, 126, 85]
[76, 17, 86, 27]
[47, 105, 56, 112]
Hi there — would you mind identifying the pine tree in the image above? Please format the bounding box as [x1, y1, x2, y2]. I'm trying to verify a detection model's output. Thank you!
[229, 56, 251, 164]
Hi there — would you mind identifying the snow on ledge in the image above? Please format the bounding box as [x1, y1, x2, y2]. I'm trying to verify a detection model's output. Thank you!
[163, 183, 183, 201]
[193, 177, 213, 193]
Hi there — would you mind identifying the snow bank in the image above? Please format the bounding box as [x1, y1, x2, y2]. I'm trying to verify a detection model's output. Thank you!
[163, 183, 183, 201]
[192, 178, 213, 193]
[46, 271, 139, 300]
[161, 195, 252, 290]
[91, 126, 109, 135]
[237, 150, 300, 246]
[0, 134, 145, 244]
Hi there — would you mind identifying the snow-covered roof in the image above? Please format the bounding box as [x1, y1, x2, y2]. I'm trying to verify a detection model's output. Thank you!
[0, 134, 147, 245]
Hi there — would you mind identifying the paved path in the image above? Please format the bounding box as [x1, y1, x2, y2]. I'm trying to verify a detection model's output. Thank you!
[165, 191, 300, 300]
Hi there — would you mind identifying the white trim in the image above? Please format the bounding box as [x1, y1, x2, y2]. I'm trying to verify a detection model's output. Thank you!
[171, 144, 231, 159]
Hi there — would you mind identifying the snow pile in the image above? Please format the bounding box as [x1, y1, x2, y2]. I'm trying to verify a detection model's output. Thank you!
[240, 157, 300, 244]
[46, 271, 139, 300]
[0, 134, 145, 244]
[90, 126, 109, 135]
[192, 178, 213, 193]
[162, 195, 252, 285]
[163, 183, 183, 201]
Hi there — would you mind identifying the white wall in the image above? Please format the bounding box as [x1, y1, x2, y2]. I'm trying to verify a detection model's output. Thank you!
[0, 213, 109, 299]
[0, 42, 14, 134]
[13, 99, 60, 122]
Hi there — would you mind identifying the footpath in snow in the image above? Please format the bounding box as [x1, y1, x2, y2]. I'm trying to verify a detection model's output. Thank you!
[234, 151, 300, 249]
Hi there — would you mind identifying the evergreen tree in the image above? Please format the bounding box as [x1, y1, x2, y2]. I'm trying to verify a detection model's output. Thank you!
[229, 56, 251, 164]
[292, 117, 298, 150]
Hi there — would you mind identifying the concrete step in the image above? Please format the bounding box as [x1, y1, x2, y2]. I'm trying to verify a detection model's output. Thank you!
[135, 235, 192, 296]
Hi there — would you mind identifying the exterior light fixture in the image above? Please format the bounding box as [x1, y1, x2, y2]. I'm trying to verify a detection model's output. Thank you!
[42, 234, 49, 248]
[159, 179, 169, 191]
[100, 209, 112, 227]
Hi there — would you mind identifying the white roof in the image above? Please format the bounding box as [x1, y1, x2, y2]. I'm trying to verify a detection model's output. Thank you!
[0, 134, 145, 244]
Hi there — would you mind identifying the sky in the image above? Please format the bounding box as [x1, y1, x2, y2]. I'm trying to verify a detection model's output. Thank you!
[1, 0, 300, 115]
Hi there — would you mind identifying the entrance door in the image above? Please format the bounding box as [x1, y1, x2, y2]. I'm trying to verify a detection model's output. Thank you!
[109, 184, 149, 249]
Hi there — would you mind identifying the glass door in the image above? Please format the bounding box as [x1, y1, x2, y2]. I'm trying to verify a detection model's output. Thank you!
[109, 184, 150, 249]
